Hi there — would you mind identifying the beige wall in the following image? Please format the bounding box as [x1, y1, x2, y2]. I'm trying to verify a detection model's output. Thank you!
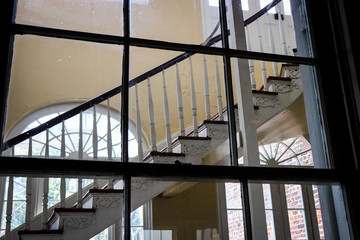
[152, 182, 219, 239]
[7, 0, 298, 150]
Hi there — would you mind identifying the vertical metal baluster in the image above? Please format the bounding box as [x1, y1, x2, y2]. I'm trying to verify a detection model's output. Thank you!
[276, 3, 288, 55]
[175, 63, 185, 136]
[92, 106, 99, 189]
[60, 121, 66, 208]
[189, 56, 198, 136]
[78, 112, 83, 208]
[5, 176, 14, 240]
[245, 27, 257, 90]
[25, 138, 32, 230]
[42, 177, 49, 229]
[162, 70, 172, 152]
[256, 19, 268, 90]
[147, 77, 157, 151]
[135, 84, 144, 161]
[267, 13, 279, 76]
[203, 55, 211, 120]
[107, 98, 113, 160]
[215, 56, 224, 121]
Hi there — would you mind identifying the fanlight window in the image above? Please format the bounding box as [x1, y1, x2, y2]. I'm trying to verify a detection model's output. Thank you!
[9, 103, 139, 160]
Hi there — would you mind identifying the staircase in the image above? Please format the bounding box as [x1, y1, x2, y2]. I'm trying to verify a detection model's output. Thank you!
[4, 63, 302, 240]
[0, 0, 303, 238]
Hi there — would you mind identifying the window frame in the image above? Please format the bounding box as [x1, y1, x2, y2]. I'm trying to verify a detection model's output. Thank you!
[0, 0, 359, 240]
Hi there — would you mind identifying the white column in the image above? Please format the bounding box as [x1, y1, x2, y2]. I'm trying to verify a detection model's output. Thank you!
[189, 56, 198, 136]
[162, 70, 172, 152]
[228, 1, 268, 239]
[176, 63, 185, 136]
[147, 78, 157, 151]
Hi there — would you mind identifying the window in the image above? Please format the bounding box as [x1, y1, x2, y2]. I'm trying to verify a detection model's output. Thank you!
[1, 0, 359, 239]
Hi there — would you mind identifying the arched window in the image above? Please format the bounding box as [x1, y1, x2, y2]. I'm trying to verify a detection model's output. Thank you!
[7, 103, 139, 159]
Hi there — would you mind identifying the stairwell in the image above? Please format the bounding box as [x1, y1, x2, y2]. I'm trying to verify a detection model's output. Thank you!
[8, 63, 303, 240]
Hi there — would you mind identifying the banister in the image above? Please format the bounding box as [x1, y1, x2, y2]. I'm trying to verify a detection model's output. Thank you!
[2, 0, 281, 151]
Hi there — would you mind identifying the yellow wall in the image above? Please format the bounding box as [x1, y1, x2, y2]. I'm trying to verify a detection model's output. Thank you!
[152, 182, 219, 239]
[7, 0, 287, 150]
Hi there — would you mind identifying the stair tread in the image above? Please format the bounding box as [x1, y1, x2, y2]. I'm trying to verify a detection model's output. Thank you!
[267, 76, 292, 81]
[54, 208, 96, 213]
[176, 136, 211, 141]
[143, 151, 185, 162]
[89, 189, 124, 194]
[252, 89, 278, 95]
[18, 230, 63, 235]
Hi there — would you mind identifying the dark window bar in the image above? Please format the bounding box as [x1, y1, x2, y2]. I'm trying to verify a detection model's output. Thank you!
[0, 156, 340, 184]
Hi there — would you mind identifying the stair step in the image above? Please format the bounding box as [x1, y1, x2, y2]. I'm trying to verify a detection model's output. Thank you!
[267, 76, 292, 82]
[18, 230, 63, 239]
[198, 120, 229, 139]
[88, 189, 124, 194]
[144, 151, 185, 164]
[252, 89, 279, 95]
[172, 136, 211, 157]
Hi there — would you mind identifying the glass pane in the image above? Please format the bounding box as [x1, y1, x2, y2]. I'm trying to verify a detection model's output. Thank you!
[288, 210, 308, 239]
[131, 179, 239, 240]
[131, 0, 222, 46]
[4, 35, 123, 161]
[16, 0, 123, 36]
[227, 0, 300, 57]
[285, 184, 304, 209]
[130, 47, 230, 166]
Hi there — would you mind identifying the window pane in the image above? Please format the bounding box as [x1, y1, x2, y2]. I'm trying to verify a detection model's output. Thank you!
[131, 0, 221, 46]
[130, 47, 230, 166]
[16, 0, 123, 36]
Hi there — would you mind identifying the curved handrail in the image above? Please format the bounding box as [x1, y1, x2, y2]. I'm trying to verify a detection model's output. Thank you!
[2, 0, 281, 151]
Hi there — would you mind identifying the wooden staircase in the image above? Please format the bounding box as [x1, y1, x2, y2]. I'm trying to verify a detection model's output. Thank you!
[10, 64, 302, 240]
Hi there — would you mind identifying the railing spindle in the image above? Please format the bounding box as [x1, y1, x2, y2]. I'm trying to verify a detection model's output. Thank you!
[92, 105, 98, 160]
[25, 140, 32, 230]
[203, 55, 211, 120]
[162, 70, 172, 152]
[245, 27, 256, 89]
[92, 106, 99, 189]
[25, 177, 32, 230]
[60, 121, 66, 207]
[5, 176, 14, 240]
[77, 178, 83, 208]
[135, 84, 144, 161]
[41, 177, 49, 229]
[107, 99, 113, 160]
[256, 19, 268, 90]
[147, 77, 157, 151]
[189, 56, 198, 136]
[175, 63, 185, 136]
[276, 3, 288, 55]
[78, 112, 83, 208]
[215, 56, 224, 121]
[267, 13, 279, 76]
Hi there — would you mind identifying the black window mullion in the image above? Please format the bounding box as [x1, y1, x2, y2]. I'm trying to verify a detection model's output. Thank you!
[121, 0, 131, 240]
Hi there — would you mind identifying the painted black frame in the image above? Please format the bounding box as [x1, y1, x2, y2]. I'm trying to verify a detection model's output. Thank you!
[0, 0, 359, 239]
